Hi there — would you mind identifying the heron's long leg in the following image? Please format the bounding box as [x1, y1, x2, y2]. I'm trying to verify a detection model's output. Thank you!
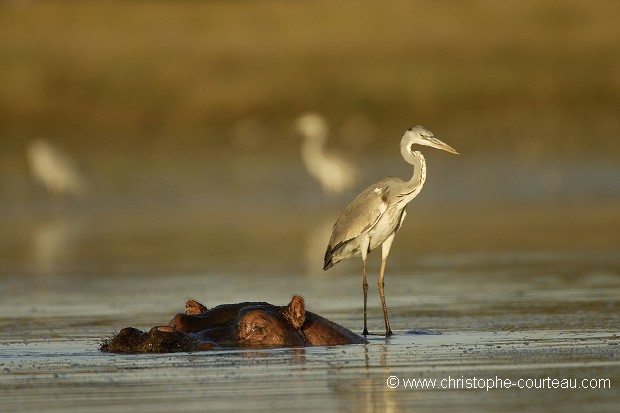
[360, 237, 370, 336]
[362, 257, 369, 336]
[379, 234, 395, 337]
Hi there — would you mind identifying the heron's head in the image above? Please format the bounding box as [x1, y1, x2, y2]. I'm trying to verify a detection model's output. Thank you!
[401, 125, 458, 155]
[296, 113, 328, 142]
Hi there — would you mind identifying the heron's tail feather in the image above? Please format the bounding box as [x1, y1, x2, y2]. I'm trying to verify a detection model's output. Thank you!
[324, 240, 348, 270]
[323, 247, 334, 271]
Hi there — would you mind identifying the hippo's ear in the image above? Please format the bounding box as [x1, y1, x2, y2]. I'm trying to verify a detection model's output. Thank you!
[185, 299, 208, 315]
[283, 295, 306, 329]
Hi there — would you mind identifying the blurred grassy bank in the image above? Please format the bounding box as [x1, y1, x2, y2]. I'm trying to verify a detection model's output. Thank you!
[1, 0, 619, 158]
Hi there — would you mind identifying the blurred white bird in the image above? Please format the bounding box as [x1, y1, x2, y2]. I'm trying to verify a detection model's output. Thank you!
[27, 139, 86, 199]
[296, 113, 359, 195]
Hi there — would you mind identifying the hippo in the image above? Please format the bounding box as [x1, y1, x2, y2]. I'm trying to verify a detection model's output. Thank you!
[101, 295, 368, 353]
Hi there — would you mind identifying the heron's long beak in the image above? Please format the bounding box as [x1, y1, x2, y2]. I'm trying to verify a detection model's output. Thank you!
[430, 137, 459, 155]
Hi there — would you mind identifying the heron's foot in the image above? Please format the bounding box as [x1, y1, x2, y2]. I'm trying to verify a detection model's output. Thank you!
[362, 328, 369, 336]
[385, 329, 393, 337]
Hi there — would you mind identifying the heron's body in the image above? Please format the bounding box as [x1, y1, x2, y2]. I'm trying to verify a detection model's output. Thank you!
[323, 126, 457, 336]
[324, 155, 426, 269]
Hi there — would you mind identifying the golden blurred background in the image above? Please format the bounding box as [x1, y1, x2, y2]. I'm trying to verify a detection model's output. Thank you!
[2, 1, 619, 154]
[1, 0, 619, 273]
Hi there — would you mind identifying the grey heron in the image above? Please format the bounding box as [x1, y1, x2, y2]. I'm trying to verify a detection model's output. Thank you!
[296, 113, 359, 194]
[323, 125, 458, 336]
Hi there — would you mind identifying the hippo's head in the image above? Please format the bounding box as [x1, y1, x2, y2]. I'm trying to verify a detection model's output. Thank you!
[234, 296, 307, 346]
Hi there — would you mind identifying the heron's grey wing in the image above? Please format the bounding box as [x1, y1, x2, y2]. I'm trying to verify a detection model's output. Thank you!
[324, 178, 396, 262]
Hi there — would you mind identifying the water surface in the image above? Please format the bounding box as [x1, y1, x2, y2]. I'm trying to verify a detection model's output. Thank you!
[1, 157, 619, 412]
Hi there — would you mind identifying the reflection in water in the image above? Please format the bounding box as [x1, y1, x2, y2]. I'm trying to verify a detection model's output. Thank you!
[30, 214, 84, 276]
[328, 343, 398, 413]
[374, 344, 397, 413]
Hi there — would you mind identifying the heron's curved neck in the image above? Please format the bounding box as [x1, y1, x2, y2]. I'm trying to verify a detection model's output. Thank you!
[402, 149, 427, 191]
